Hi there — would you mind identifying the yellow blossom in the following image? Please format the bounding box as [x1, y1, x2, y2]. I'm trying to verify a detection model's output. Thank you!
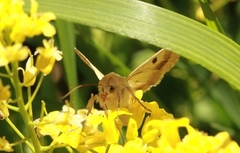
[29, 0, 56, 37]
[35, 111, 62, 139]
[126, 118, 138, 140]
[0, 43, 28, 66]
[35, 39, 62, 75]
[33, 90, 240, 153]
[142, 118, 189, 148]
[52, 124, 83, 148]
[144, 101, 173, 124]
[127, 90, 146, 128]
[108, 144, 124, 153]
[35, 105, 85, 140]
[124, 138, 147, 153]
[0, 79, 11, 101]
[0, 100, 9, 120]
[23, 56, 37, 87]
[0, 0, 56, 43]
[0, 136, 13, 152]
[102, 109, 131, 144]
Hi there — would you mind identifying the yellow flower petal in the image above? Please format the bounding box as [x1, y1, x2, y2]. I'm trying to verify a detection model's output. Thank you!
[23, 56, 37, 87]
[142, 129, 159, 143]
[124, 138, 146, 153]
[126, 118, 138, 140]
[42, 23, 56, 37]
[102, 109, 131, 144]
[108, 144, 124, 153]
[35, 39, 62, 75]
[0, 136, 13, 152]
[0, 79, 11, 101]
[0, 100, 9, 119]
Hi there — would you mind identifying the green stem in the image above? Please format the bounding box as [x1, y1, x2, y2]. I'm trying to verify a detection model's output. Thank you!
[11, 62, 41, 153]
[10, 137, 30, 147]
[25, 73, 44, 110]
[5, 117, 33, 151]
[27, 87, 33, 120]
[6, 104, 19, 112]
[4, 64, 14, 84]
[0, 72, 11, 78]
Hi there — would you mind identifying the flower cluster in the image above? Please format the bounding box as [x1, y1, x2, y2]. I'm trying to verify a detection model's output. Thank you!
[0, 0, 61, 152]
[35, 91, 240, 153]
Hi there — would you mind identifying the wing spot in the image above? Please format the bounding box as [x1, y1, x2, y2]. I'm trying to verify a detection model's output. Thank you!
[156, 52, 171, 70]
[152, 57, 157, 64]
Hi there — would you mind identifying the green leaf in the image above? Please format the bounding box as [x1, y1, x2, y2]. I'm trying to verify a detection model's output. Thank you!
[23, 0, 240, 91]
[55, 19, 85, 108]
[198, 0, 225, 33]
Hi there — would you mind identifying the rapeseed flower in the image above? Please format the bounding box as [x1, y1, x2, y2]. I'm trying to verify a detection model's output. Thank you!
[35, 39, 62, 75]
[0, 136, 13, 152]
[33, 90, 240, 153]
[23, 56, 37, 87]
[0, 100, 9, 119]
[0, 79, 11, 101]
[0, 0, 56, 43]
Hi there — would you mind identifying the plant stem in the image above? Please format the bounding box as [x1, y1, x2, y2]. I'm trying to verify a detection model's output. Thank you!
[5, 117, 33, 150]
[11, 62, 41, 153]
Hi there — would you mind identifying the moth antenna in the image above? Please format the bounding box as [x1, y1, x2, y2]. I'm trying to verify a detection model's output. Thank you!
[61, 84, 98, 99]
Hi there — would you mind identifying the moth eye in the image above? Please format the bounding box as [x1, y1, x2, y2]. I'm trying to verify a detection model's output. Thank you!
[109, 85, 115, 92]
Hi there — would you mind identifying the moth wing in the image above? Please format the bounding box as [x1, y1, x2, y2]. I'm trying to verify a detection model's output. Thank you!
[127, 49, 179, 92]
[74, 48, 104, 80]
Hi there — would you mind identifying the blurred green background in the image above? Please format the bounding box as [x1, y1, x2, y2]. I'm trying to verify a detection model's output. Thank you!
[1, 0, 240, 152]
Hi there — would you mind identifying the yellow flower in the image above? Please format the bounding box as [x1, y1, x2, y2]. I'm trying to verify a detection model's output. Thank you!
[0, 136, 13, 152]
[108, 144, 124, 153]
[127, 90, 146, 129]
[124, 138, 147, 153]
[23, 56, 37, 87]
[35, 111, 62, 139]
[126, 118, 138, 140]
[33, 90, 240, 152]
[0, 43, 28, 66]
[29, 0, 56, 37]
[142, 118, 189, 149]
[0, 100, 9, 120]
[52, 124, 83, 148]
[102, 109, 131, 144]
[144, 101, 173, 124]
[0, 0, 56, 43]
[35, 105, 85, 140]
[0, 79, 11, 101]
[35, 39, 62, 75]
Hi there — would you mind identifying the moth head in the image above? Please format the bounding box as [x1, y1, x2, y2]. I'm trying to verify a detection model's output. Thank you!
[98, 72, 128, 94]
[98, 72, 132, 109]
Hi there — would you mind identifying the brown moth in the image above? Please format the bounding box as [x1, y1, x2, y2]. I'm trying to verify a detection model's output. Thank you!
[74, 48, 179, 114]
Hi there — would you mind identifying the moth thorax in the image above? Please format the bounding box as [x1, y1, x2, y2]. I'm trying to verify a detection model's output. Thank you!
[98, 72, 132, 110]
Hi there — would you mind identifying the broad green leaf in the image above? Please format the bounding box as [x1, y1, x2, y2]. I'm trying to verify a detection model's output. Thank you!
[23, 0, 240, 91]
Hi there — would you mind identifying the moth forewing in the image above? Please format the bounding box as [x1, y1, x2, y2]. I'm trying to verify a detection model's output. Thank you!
[74, 48, 104, 80]
[127, 49, 179, 92]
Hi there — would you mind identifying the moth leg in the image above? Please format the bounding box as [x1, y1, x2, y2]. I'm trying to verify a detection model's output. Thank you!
[102, 98, 109, 117]
[86, 93, 97, 115]
[127, 88, 151, 113]
[99, 93, 108, 110]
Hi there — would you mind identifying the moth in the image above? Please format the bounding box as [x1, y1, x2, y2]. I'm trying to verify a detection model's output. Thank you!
[74, 48, 179, 114]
